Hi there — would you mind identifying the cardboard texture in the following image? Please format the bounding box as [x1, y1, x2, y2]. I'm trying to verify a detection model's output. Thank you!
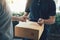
[15, 21, 44, 40]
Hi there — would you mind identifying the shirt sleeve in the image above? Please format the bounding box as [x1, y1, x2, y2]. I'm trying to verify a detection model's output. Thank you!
[49, 0, 56, 16]
[25, 7, 30, 13]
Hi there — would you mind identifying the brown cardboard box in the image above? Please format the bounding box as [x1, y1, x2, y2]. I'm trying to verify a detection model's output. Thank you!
[15, 21, 44, 40]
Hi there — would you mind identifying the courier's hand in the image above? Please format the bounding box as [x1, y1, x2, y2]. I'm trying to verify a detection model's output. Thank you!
[37, 18, 44, 25]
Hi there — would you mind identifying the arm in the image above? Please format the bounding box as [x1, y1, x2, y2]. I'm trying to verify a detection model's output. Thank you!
[38, 16, 56, 25]
[12, 16, 26, 21]
[38, 0, 56, 25]
[45, 0, 56, 24]
[44, 0, 56, 24]
[44, 16, 55, 24]
[24, 0, 32, 16]
[12, 16, 20, 21]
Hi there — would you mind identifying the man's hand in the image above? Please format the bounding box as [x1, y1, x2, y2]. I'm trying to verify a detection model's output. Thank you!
[38, 18, 44, 26]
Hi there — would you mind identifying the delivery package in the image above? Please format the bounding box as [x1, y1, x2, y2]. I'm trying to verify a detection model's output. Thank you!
[15, 21, 44, 40]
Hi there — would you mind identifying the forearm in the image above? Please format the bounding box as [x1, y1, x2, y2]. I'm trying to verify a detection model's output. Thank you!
[12, 16, 20, 21]
[44, 19, 55, 24]
[23, 12, 29, 16]
[44, 16, 55, 24]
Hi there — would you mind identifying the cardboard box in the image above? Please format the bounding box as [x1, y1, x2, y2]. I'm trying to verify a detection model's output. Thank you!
[15, 21, 44, 40]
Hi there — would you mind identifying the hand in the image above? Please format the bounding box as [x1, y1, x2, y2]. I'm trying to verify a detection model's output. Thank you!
[19, 16, 27, 22]
[37, 18, 44, 25]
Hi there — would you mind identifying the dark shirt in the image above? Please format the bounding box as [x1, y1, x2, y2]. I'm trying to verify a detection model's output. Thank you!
[25, 0, 56, 22]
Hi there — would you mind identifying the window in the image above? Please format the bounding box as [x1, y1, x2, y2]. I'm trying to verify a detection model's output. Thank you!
[6, 0, 27, 13]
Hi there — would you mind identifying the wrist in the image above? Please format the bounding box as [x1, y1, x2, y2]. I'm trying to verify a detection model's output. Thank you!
[23, 12, 29, 16]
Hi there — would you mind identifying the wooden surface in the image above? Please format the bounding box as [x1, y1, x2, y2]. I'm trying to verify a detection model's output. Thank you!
[15, 21, 44, 40]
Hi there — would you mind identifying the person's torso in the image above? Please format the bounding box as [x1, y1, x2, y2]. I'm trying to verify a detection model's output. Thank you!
[29, 0, 50, 21]
[0, 4, 13, 40]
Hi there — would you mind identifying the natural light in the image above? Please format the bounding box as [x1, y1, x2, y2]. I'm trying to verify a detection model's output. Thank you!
[6, 0, 27, 13]
[6, 0, 60, 13]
